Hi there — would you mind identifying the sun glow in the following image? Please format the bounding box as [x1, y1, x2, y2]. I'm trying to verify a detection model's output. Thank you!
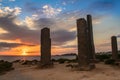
[21, 49, 28, 56]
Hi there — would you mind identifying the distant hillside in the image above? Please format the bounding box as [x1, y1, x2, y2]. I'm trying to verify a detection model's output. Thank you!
[60, 53, 76, 56]
[96, 50, 120, 54]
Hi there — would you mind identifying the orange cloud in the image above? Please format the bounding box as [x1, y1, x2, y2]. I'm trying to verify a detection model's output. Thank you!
[0, 45, 40, 56]
[51, 46, 77, 55]
[0, 43, 77, 56]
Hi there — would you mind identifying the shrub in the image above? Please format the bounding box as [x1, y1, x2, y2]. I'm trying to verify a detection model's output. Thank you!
[0, 60, 4, 63]
[118, 53, 120, 59]
[104, 59, 115, 65]
[12, 60, 20, 63]
[95, 54, 111, 61]
[0, 61, 14, 73]
[52, 59, 57, 62]
[32, 60, 39, 65]
[66, 64, 73, 67]
[21, 60, 32, 65]
[67, 59, 77, 63]
[32, 59, 38, 62]
[57, 58, 68, 64]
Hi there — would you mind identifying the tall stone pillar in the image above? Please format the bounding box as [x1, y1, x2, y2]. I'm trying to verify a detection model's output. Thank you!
[87, 15, 95, 60]
[40, 27, 52, 68]
[77, 18, 89, 67]
[111, 36, 118, 60]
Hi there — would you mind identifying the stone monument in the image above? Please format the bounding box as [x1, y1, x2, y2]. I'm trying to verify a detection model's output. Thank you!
[40, 27, 53, 68]
[87, 15, 95, 60]
[111, 36, 118, 60]
[76, 15, 95, 70]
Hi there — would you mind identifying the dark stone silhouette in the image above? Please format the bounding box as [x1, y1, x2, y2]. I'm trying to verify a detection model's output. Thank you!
[40, 27, 53, 68]
[77, 15, 95, 70]
[111, 36, 118, 60]
[87, 15, 95, 60]
[77, 18, 89, 66]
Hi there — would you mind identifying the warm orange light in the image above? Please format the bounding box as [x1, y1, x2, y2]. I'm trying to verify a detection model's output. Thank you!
[21, 49, 28, 56]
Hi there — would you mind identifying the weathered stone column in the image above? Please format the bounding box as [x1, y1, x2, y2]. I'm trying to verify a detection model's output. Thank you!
[77, 18, 91, 70]
[87, 15, 95, 60]
[111, 36, 118, 60]
[40, 27, 53, 68]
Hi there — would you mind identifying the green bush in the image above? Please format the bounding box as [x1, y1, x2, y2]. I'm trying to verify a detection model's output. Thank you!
[56, 58, 77, 64]
[0, 61, 13, 73]
[104, 59, 115, 65]
[57, 58, 68, 64]
[12, 60, 20, 63]
[66, 64, 73, 67]
[21, 60, 39, 65]
[67, 59, 77, 63]
[118, 53, 120, 59]
[52, 59, 57, 62]
[21, 60, 32, 65]
[95, 54, 111, 61]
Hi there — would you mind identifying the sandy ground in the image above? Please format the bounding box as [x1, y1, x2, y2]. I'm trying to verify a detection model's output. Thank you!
[0, 62, 120, 80]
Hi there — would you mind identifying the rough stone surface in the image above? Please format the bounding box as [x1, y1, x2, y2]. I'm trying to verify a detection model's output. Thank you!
[87, 15, 95, 60]
[77, 18, 90, 67]
[111, 36, 118, 60]
[76, 15, 95, 70]
[40, 27, 53, 68]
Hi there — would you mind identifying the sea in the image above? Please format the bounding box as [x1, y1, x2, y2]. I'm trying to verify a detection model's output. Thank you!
[0, 55, 76, 62]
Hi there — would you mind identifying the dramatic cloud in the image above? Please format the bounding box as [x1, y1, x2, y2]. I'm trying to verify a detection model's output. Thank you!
[0, 42, 35, 51]
[0, 8, 76, 46]
[34, 18, 55, 29]
[51, 30, 76, 45]
[0, 0, 119, 54]
[24, 4, 62, 18]
[42, 5, 62, 17]
[0, 13, 40, 44]
[0, 6, 21, 17]
[0, 42, 34, 48]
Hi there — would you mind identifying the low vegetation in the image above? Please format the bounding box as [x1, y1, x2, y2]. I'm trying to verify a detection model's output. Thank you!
[0, 60, 14, 74]
[95, 53, 111, 61]
[52, 58, 77, 64]
[104, 59, 115, 65]
[21, 60, 39, 65]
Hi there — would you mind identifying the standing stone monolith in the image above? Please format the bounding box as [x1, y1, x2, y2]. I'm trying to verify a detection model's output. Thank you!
[40, 27, 53, 68]
[77, 15, 95, 70]
[77, 18, 90, 68]
[77, 18, 95, 70]
[111, 36, 118, 60]
[87, 15, 95, 60]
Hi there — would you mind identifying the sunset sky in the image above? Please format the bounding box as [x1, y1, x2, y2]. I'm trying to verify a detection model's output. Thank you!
[0, 0, 120, 56]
